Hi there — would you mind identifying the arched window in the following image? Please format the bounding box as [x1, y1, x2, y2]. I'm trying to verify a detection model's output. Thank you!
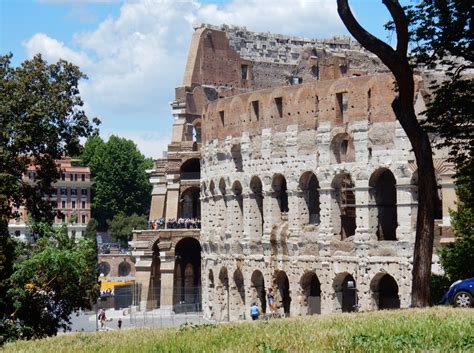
[118, 261, 131, 277]
[330, 133, 355, 163]
[180, 158, 200, 180]
[250, 176, 264, 238]
[299, 172, 320, 225]
[180, 187, 201, 219]
[332, 173, 356, 239]
[369, 169, 397, 240]
[272, 174, 289, 214]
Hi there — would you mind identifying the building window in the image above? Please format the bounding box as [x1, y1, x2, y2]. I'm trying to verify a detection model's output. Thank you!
[81, 188, 87, 197]
[81, 174, 85, 181]
[71, 189, 78, 197]
[60, 188, 67, 197]
[61, 200, 66, 209]
[70, 174, 73, 181]
[82, 201, 86, 209]
[291, 77, 302, 85]
[72, 201, 76, 209]
[81, 214, 86, 224]
[219, 110, 225, 126]
[336, 92, 348, 123]
[61, 173, 65, 181]
[274, 97, 283, 118]
[250, 100, 259, 121]
[241, 64, 248, 80]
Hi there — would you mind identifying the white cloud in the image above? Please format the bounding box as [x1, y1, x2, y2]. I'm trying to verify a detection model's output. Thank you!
[38, 0, 120, 4]
[24, 0, 345, 158]
[24, 33, 93, 68]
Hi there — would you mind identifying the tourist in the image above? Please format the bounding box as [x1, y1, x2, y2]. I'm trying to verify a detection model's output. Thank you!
[250, 302, 259, 320]
[118, 317, 122, 330]
[267, 288, 275, 314]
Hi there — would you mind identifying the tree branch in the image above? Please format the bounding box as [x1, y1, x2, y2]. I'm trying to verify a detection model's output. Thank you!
[337, 0, 399, 71]
[382, 0, 409, 56]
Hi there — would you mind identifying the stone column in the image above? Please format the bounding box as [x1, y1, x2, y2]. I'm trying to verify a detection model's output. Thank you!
[159, 253, 175, 311]
[396, 180, 415, 241]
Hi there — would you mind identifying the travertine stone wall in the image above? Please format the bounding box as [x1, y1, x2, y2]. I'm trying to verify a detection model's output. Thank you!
[199, 73, 451, 320]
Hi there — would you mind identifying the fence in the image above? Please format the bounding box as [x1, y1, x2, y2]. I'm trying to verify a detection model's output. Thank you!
[68, 286, 207, 333]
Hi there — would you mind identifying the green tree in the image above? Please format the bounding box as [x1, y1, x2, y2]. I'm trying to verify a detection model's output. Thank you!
[107, 212, 148, 246]
[81, 135, 152, 229]
[2, 223, 98, 340]
[0, 53, 99, 339]
[407, 1, 473, 286]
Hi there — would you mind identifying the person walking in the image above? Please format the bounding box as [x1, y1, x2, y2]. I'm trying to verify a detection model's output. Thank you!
[250, 302, 259, 321]
[117, 318, 123, 330]
[267, 288, 276, 314]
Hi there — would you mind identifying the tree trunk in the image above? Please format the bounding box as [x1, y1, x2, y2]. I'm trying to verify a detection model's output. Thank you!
[337, 0, 437, 307]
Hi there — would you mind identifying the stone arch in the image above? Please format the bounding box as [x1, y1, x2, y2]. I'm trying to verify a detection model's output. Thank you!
[272, 173, 289, 214]
[208, 269, 215, 288]
[331, 173, 356, 239]
[118, 261, 131, 277]
[231, 180, 244, 243]
[300, 271, 321, 315]
[333, 272, 357, 313]
[370, 273, 400, 310]
[232, 268, 246, 318]
[99, 261, 111, 276]
[180, 158, 200, 180]
[192, 118, 202, 143]
[249, 176, 264, 239]
[251, 270, 266, 313]
[179, 186, 201, 219]
[148, 250, 161, 309]
[411, 170, 443, 220]
[330, 133, 355, 163]
[274, 270, 291, 316]
[369, 168, 398, 240]
[217, 267, 229, 321]
[299, 171, 321, 225]
[173, 237, 201, 310]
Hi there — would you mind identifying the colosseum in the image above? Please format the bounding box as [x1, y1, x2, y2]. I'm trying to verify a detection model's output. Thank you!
[131, 24, 456, 320]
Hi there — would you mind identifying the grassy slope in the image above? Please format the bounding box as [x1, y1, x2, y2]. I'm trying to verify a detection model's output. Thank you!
[4, 308, 474, 353]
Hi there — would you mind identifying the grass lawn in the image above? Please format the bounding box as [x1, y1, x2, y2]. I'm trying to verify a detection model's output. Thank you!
[3, 307, 473, 352]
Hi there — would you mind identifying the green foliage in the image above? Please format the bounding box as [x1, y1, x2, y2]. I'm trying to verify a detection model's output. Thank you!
[107, 212, 148, 246]
[81, 135, 152, 229]
[3, 308, 474, 352]
[407, 0, 474, 285]
[430, 274, 452, 304]
[438, 199, 474, 282]
[1, 223, 98, 342]
[84, 218, 98, 241]
[0, 53, 99, 225]
[0, 53, 99, 342]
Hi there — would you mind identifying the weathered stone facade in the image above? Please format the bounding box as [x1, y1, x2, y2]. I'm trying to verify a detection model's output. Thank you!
[132, 24, 455, 319]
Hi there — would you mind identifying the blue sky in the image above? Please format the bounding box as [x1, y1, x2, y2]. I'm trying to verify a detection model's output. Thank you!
[0, 0, 404, 158]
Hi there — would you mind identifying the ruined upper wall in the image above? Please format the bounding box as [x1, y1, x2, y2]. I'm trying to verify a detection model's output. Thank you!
[181, 24, 389, 92]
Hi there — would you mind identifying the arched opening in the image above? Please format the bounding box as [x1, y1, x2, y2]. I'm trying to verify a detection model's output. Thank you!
[179, 187, 201, 220]
[180, 158, 200, 180]
[193, 121, 201, 143]
[330, 133, 355, 163]
[272, 174, 289, 215]
[251, 270, 266, 314]
[250, 176, 264, 238]
[300, 272, 321, 315]
[299, 172, 320, 225]
[218, 267, 229, 321]
[173, 237, 201, 311]
[99, 261, 111, 276]
[370, 273, 400, 310]
[232, 269, 246, 319]
[411, 170, 443, 220]
[275, 271, 291, 316]
[332, 173, 356, 239]
[148, 249, 161, 309]
[369, 169, 397, 240]
[300, 271, 321, 315]
[231, 143, 243, 172]
[333, 273, 357, 313]
[232, 181, 244, 242]
[118, 261, 131, 277]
